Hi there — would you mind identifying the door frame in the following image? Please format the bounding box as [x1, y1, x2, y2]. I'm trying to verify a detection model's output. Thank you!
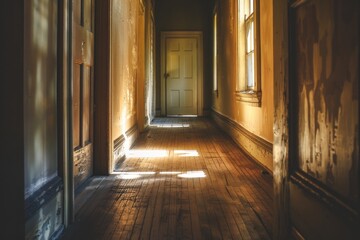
[273, 0, 290, 238]
[58, 0, 112, 227]
[160, 31, 204, 116]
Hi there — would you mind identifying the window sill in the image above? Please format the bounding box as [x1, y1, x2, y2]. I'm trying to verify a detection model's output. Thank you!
[235, 90, 261, 107]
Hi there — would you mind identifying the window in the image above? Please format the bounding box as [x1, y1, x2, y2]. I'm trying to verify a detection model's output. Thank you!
[213, 11, 218, 95]
[236, 0, 261, 105]
[245, 0, 254, 89]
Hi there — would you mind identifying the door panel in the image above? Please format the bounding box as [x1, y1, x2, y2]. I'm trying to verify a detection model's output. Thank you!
[73, 64, 81, 149]
[83, 66, 91, 143]
[170, 90, 180, 107]
[166, 38, 197, 115]
[73, 0, 94, 189]
[184, 90, 193, 107]
[289, 0, 359, 238]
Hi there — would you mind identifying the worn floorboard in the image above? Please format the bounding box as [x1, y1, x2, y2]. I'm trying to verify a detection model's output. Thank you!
[61, 117, 273, 240]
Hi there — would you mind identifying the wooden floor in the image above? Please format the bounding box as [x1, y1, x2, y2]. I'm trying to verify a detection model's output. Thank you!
[61, 118, 273, 240]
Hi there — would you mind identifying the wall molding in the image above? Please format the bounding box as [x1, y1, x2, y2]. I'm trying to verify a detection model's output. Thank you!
[290, 172, 359, 224]
[25, 177, 63, 221]
[211, 109, 273, 172]
[113, 124, 139, 171]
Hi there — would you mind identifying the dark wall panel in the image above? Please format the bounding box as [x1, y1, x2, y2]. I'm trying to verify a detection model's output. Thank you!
[289, 0, 359, 238]
[294, 0, 358, 207]
[24, 0, 58, 199]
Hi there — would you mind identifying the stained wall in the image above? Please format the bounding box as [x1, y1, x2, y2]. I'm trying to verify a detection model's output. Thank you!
[110, 0, 155, 169]
[111, 0, 138, 140]
[289, 0, 359, 238]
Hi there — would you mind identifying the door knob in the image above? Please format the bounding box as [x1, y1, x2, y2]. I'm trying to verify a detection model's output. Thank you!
[164, 73, 170, 79]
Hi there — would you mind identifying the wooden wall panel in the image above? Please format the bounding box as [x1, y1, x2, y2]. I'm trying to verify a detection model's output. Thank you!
[24, 0, 58, 201]
[23, 0, 63, 239]
[288, 0, 359, 238]
[293, 0, 358, 203]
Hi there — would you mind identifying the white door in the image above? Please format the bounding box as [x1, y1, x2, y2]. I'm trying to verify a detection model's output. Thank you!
[165, 38, 198, 115]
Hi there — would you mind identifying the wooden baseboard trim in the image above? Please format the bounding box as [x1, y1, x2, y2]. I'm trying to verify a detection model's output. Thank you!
[25, 177, 63, 221]
[211, 109, 273, 173]
[113, 124, 139, 170]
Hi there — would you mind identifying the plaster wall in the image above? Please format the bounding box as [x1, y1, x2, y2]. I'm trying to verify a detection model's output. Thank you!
[212, 0, 274, 171]
[111, 0, 139, 141]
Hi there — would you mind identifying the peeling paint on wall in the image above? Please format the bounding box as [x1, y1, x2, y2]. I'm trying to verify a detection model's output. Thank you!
[25, 192, 63, 240]
[295, 0, 359, 203]
[111, 0, 139, 139]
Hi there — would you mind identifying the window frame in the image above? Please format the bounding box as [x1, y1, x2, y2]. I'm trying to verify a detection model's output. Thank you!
[236, 0, 261, 106]
[213, 6, 219, 97]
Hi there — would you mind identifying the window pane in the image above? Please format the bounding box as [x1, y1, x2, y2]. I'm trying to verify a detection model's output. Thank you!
[246, 0, 254, 16]
[213, 13, 217, 91]
[247, 52, 254, 88]
[249, 0, 253, 14]
[246, 20, 254, 53]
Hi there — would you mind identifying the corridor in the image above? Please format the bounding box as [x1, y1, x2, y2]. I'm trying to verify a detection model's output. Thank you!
[2, 0, 358, 239]
[61, 118, 272, 240]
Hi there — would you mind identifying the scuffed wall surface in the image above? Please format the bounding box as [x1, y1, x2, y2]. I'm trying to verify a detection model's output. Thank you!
[111, 0, 139, 139]
[25, 192, 62, 240]
[295, 0, 359, 204]
[212, 0, 274, 170]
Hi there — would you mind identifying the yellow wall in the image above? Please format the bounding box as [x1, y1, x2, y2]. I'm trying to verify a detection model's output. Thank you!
[109, 0, 155, 170]
[212, 0, 274, 171]
[111, 0, 140, 140]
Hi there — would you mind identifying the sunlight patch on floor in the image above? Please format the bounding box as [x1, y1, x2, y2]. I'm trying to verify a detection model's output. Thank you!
[150, 123, 190, 128]
[113, 170, 206, 179]
[125, 149, 200, 158]
[174, 150, 199, 157]
[178, 171, 206, 178]
[126, 150, 169, 158]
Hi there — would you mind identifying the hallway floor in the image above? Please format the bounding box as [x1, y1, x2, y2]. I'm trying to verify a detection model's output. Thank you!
[61, 118, 273, 240]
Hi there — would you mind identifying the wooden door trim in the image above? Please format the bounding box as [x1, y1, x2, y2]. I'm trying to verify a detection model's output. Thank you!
[160, 31, 204, 116]
[59, 0, 112, 227]
[273, 0, 290, 239]
[94, 0, 112, 175]
[57, 0, 75, 226]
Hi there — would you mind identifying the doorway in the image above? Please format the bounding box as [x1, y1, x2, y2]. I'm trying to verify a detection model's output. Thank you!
[161, 32, 204, 116]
